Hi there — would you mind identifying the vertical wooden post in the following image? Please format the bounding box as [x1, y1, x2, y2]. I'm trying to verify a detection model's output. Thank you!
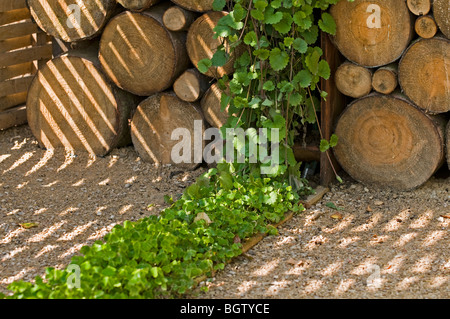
[320, 31, 347, 186]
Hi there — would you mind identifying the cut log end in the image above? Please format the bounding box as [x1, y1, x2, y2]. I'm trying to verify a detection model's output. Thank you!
[406, 0, 431, 16]
[27, 0, 117, 42]
[433, 0, 450, 39]
[399, 37, 450, 113]
[170, 0, 213, 12]
[200, 83, 229, 128]
[334, 94, 445, 191]
[173, 68, 210, 102]
[99, 5, 189, 96]
[372, 64, 398, 95]
[26, 54, 137, 156]
[415, 15, 437, 39]
[335, 62, 372, 98]
[163, 6, 197, 31]
[116, 0, 161, 11]
[187, 11, 235, 78]
[131, 93, 204, 169]
[330, 0, 413, 67]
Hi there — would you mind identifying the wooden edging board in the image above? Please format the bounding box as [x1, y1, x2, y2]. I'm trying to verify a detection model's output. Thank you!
[193, 185, 329, 286]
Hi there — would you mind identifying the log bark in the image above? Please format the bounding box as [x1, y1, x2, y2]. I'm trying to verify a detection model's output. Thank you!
[398, 37, 450, 113]
[200, 82, 229, 128]
[27, 0, 117, 42]
[170, 0, 213, 13]
[433, 0, 449, 39]
[0, 105, 27, 130]
[415, 15, 437, 39]
[173, 68, 210, 102]
[406, 0, 431, 16]
[163, 5, 197, 31]
[130, 92, 204, 169]
[372, 63, 398, 94]
[99, 3, 189, 96]
[333, 93, 445, 191]
[116, 0, 161, 12]
[187, 11, 236, 78]
[26, 43, 140, 156]
[329, 0, 413, 67]
[335, 61, 372, 98]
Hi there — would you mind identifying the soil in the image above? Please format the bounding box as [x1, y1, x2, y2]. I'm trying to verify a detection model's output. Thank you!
[1, 124, 449, 298]
[0, 125, 206, 295]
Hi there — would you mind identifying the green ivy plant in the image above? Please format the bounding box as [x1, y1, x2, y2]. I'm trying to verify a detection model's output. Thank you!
[2, 168, 308, 299]
[199, 0, 349, 184]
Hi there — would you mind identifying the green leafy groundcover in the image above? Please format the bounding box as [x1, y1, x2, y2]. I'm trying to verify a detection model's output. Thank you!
[2, 164, 311, 299]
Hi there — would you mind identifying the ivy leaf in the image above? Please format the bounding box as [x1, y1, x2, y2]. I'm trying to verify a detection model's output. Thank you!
[305, 49, 321, 75]
[318, 12, 336, 35]
[212, 0, 226, 11]
[318, 60, 331, 79]
[253, 48, 270, 60]
[211, 49, 228, 67]
[250, 9, 265, 21]
[301, 25, 319, 44]
[244, 31, 258, 47]
[233, 3, 246, 21]
[269, 48, 289, 71]
[254, 0, 268, 10]
[274, 13, 293, 34]
[329, 134, 339, 148]
[271, 0, 282, 8]
[197, 59, 212, 74]
[293, 38, 308, 53]
[264, 7, 283, 24]
[320, 139, 330, 152]
[263, 81, 275, 91]
[294, 70, 312, 88]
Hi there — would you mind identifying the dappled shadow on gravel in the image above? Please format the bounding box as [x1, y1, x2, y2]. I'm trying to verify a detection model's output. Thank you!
[191, 173, 449, 299]
[0, 125, 206, 295]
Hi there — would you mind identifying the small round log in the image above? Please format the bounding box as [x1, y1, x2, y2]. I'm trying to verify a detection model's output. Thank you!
[415, 15, 438, 39]
[372, 64, 398, 95]
[116, 0, 161, 12]
[335, 61, 373, 98]
[163, 5, 197, 31]
[173, 68, 211, 102]
[406, 0, 431, 16]
[200, 82, 230, 128]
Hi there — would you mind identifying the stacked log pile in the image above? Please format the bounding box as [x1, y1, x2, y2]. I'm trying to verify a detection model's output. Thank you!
[330, 0, 449, 190]
[24, 0, 232, 168]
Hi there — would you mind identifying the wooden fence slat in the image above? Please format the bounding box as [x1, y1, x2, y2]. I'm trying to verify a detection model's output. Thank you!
[0, 75, 34, 97]
[0, 62, 32, 81]
[0, 105, 27, 130]
[0, 35, 32, 53]
[0, 91, 27, 111]
[0, 21, 37, 41]
[0, 44, 52, 68]
[0, 7, 30, 26]
[0, 0, 27, 13]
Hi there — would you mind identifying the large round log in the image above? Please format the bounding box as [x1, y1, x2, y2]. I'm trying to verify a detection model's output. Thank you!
[335, 61, 373, 98]
[99, 3, 189, 96]
[131, 92, 204, 169]
[187, 11, 235, 78]
[433, 0, 450, 38]
[329, 0, 413, 67]
[334, 94, 445, 190]
[170, 0, 213, 13]
[200, 82, 230, 128]
[27, 44, 140, 156]
[116, 0, 161, 12]
[27, 0, 117, 42]
[398, 37, 450, 113]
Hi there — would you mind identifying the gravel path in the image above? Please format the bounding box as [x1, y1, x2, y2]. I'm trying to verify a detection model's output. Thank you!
[1, 125, 449, 298]
[0, 125, 206, 295]
[190, 171, 449, 299]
